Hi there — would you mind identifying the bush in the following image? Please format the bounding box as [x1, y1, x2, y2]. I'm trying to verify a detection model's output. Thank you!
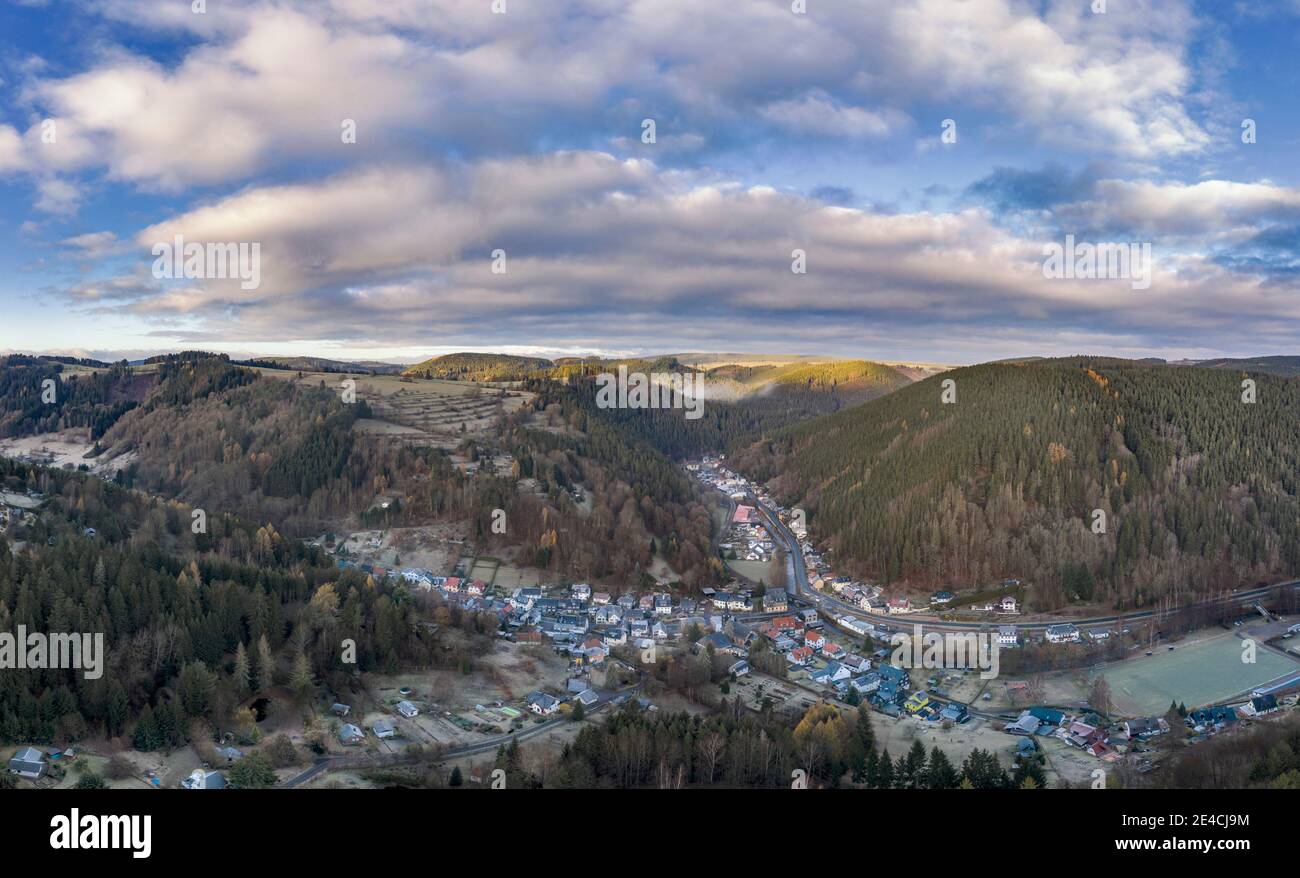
[105, 754, 134, 780]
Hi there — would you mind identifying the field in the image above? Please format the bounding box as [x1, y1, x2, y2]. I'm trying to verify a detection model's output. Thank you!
[255, 368, 532, 448]
[1098, 632, 1300, 715]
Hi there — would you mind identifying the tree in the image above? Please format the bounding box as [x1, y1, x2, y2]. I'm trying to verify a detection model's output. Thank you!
[927, 747, 958, 788]
[898, 739, 928, 789]
[255, 634, 275, 692]
[228, 752, 278, 789]
[232, 641, 251, 696]
[74, 771, 107, 790]
[1089, 676, 1113, 717]
[289, 652, 314, 700]
[571, 700, 585, 722]
[449, 765, 463, 787]
[266, 734, 300, 768]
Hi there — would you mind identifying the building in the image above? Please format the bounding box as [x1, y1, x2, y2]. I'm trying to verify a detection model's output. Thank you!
[396, 700, 419, 718]
[998, 595, 1019, 614]
[930, 591, 954, 605]
[887, 597, 911, 614]
[339, 723, 365, 744]
[182, 768, 226, 790]
[527, 691, 560, 716]
[371, 718, 396, 739]
[997, 625, 1019, 647]
[1045, 623, 1080, 643]
[7, 747, 46, 779]
[762, 591, 788, 612]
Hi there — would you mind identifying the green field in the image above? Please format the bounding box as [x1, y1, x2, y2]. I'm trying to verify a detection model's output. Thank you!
[1100, 633, 1300, 715]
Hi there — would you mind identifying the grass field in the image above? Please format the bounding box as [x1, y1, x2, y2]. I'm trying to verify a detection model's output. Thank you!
[256, 369, 532, 447]
[1100, 633, 1300, 715]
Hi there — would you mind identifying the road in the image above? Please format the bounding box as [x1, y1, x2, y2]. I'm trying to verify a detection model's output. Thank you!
[736, 486, 1297, 636]
[279, 684, 637, 788]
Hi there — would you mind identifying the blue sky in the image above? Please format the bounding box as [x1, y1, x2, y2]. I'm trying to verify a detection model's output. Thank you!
[2, 0, 1299, 364]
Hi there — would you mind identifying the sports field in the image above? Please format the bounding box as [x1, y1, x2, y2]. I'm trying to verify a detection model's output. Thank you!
[1100, 633, 1300, 715]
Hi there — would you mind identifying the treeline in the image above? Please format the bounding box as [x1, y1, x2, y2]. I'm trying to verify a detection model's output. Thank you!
[524, 701, 1040, 789]
[0, 460, 450, 746]
[403, 352, 553, 381]
[0, 358, 146, 440]
[734, 358, 1300, 609]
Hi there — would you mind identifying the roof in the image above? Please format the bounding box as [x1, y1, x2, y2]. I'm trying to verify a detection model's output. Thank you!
[11, 747, 43, 763]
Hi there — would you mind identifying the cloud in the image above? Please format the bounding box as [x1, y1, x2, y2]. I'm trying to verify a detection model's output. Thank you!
[45, 151, 1300, 360]
[9, 0, 1213, 194]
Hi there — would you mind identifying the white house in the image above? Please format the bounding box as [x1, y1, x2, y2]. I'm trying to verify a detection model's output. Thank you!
[396, 700, 419, 718]
[527, 691, 560, 716]
[1045, 623, 1080, 644]
[997, 626, 1019, 647]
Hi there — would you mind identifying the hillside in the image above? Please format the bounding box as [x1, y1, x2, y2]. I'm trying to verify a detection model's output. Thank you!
[240, 356, 407, 374]
[1186, 356, 1300, 378]
[403, 352, 554, 381]
[731, 357, 1300, 610]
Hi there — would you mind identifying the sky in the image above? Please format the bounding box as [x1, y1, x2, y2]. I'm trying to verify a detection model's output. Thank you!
[1, 0, 1299, 365]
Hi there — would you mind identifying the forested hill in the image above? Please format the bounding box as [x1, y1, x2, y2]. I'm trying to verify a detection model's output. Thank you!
[403, 352, 554, 381]
[730, 357, 1300, 610]
[550, 359, 912, 459]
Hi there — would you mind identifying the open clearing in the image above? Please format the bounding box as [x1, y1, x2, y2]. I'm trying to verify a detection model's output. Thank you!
[257, 369, 531, 448]
[1098, 632, 1300, 715]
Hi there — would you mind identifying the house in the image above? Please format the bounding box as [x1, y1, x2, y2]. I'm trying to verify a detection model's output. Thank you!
[904, 690, 931, 714]
[887, 597, 911, 614]
[821, 642, 846, 661]
[371, 719, 396, 739]
[331, 702, 351, 717]
[592, 591, 611, 605]
[1244, 694, 1279, 717]
[877, 663, 910, 690]
[1187, 706, 1238, 729]
[940, 701, 968, 723]
[1045, 623, 1080, 643]
[788, 646, 814, 666]
[998, 595, 1019, 614]
[851, 673, 880, 695]
[810, 661, 851, 685]
[7, 747, 46, 779]
[1085, 628, 1111, 642]
[527, 691, 560, 716]
[804, 629, 826, 651]
[182, 768, 226, 790]
[930, 590, 954, 605]
[762, 591, 788, 612]
[339, 723, 365, 744]
[1027, 707, 1066, 727]
[730, 660, 751, 677]
[572, 583, 592, 600]
[575, 689, 600, 708]
[770, 615, 800, 635]
[654, 594, 673, 616]
[1004, 714, 1041, 736]
[697, 631, 740, 655]
[466, 579, 487, 596]
[396, 700, 419, 718]
[997, 625, 1019, 647]
[1123, 717, 1169, 738]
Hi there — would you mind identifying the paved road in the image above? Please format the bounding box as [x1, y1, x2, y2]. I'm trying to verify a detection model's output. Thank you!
[279, 685, 638, 788]
[729, 483, 1297, 636]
